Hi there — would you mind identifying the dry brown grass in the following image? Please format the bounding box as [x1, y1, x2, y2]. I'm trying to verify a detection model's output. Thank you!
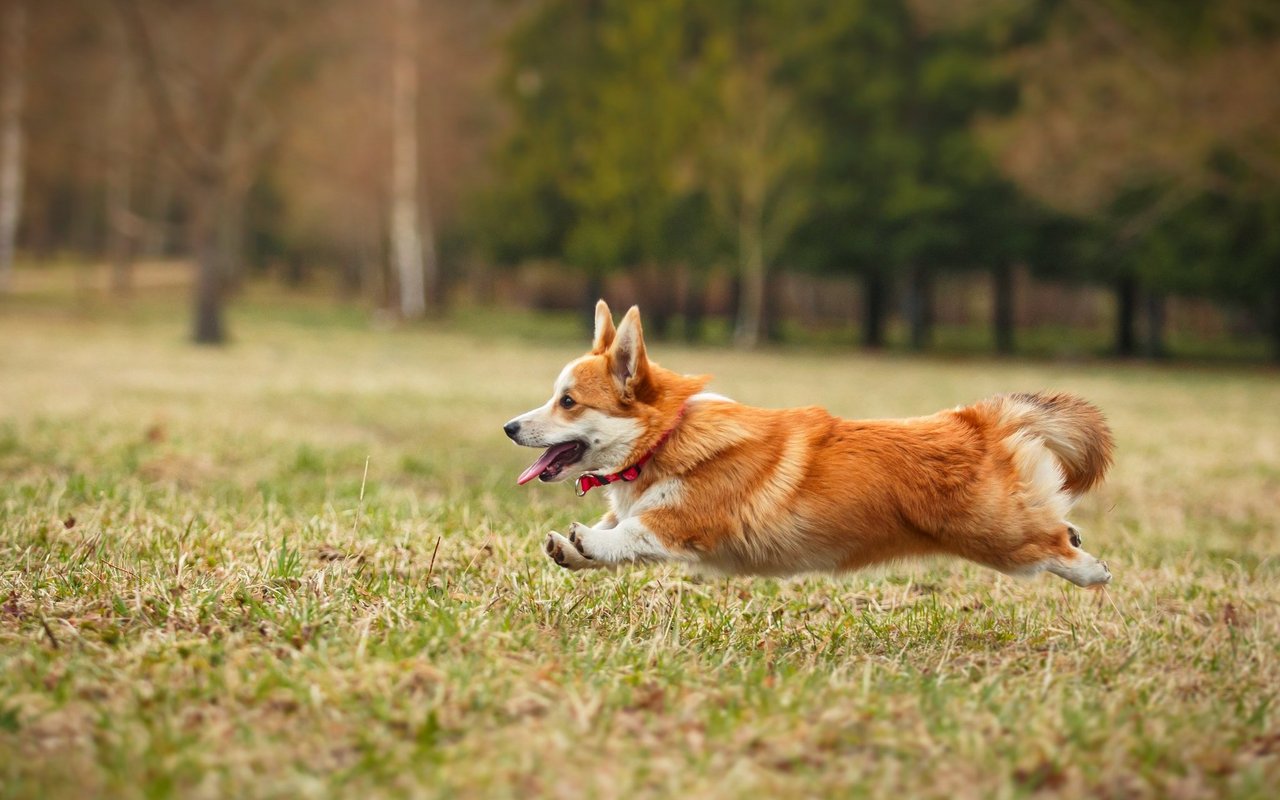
[1, 293, 1278, 798]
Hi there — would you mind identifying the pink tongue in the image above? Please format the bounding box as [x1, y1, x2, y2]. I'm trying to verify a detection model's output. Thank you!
[516, 442, 579, 485]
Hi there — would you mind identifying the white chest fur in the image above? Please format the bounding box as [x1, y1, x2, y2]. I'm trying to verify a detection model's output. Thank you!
[606, 477, 683, 521]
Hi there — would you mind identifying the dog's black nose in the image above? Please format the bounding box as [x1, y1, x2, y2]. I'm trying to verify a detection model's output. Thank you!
[503, 421, 521, 440]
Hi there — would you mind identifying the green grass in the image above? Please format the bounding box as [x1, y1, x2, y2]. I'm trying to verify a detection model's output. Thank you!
[2, 287, 1279, 798]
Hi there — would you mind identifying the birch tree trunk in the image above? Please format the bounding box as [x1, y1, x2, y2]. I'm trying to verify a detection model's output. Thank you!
[390, 0, 427, 319]
[0, 0, 26, 293]
[710, 59, 812, 349]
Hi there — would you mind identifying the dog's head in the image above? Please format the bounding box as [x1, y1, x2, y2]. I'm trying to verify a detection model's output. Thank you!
[504, 300, 696, 485]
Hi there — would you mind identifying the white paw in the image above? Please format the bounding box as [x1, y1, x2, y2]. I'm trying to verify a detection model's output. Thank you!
[1077, 555, 1112, 587]
[545, 528, 594, 571]
[1094, 560, 1113, 586]
[1050, 552, 1112, 587]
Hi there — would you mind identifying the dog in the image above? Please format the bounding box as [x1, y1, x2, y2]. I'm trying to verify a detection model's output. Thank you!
[504, 300, 1115, 586]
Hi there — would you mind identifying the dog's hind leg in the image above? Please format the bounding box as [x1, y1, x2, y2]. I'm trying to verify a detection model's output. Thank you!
[544, 519, 683, 571]
[1045, 524, 1111, 586]
[1045, 548, 1112, 586]
[1027, 524, 1112, 587]
[979, 521, 1112, 587]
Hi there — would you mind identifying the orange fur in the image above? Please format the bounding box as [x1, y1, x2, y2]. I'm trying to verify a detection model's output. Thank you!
[528, 302, 1116, 585]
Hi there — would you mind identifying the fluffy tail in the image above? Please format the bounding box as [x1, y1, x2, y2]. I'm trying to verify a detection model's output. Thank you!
[981, 392, 1115, 496]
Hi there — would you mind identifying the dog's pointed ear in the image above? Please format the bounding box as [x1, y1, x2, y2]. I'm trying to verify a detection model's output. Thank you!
[608, 305, 650, 400]
[591, 299, 615, 354]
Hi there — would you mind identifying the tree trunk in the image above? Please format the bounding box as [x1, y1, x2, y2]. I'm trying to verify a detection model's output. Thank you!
[284, 252, 308, 287]
[906, 265, 933, 351]
[1143, 290, 1167, 359]
[111, 0, 310, 343]
[190, 182, 228, 344]
[363, 230, 391, 310]
[142, 163, 174, 258]
[390, 0, 426, 320]
[1271, 281, 1280, 364]
[340, 252, 361, 296]
[420, 169, 440, 314]
[862, 271, 887, 348]
[762, 270, 784, 342]
[1115, 275, 1138, 356]
[734, 211, 767, 348]
[684, 270, 706, 343]
[727, 273, 742, 334]
[992, 262, 1015, 355]
[0, 0, 26, 293]
[218, 187, 245, 292]
[72, 151, 99, 258]
[643, 264, 674, 340]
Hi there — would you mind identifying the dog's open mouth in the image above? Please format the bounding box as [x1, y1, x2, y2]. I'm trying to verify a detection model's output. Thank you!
[516, 440, 587, 485]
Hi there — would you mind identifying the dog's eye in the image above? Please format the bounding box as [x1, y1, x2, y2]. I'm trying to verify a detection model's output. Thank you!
[559, 395, 575, 409]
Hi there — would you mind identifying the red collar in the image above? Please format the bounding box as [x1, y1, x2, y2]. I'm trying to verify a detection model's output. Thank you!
[575, 405, 687, 496]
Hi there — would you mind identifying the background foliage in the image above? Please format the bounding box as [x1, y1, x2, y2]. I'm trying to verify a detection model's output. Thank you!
[2, 0, 1278, 357]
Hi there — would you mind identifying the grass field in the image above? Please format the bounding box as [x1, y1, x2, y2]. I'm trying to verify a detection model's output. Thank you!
[2, 286, 1279, 798]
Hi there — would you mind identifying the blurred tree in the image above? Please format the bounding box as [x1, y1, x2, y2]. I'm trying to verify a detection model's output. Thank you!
[472, 0, 598, 311]
[478, 0, 718, 334]
[765, 1, 902, 348]
[389, 0, 436, 320]
[700, 23, 817, 348]
[0, 0, 25, 294]
[483, 0, 1053, 351]
[1122, 152, 1280, 360]
[216, 0, 509, 309]
[562, 0, 710, 336]
[111, 0, 316, 343]
[955, 177, 1073, 355]
[104, 12, 137, 295]
[989, 0, 1280, 356]
[776, 0, 1028, 349]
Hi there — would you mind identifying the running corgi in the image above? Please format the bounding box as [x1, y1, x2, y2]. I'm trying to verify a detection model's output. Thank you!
[503, 300, 1114, 586]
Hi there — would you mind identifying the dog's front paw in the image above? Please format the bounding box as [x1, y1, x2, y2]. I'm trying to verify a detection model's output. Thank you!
[567, 522, 590, 554]
[545, 529, 594, 571]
